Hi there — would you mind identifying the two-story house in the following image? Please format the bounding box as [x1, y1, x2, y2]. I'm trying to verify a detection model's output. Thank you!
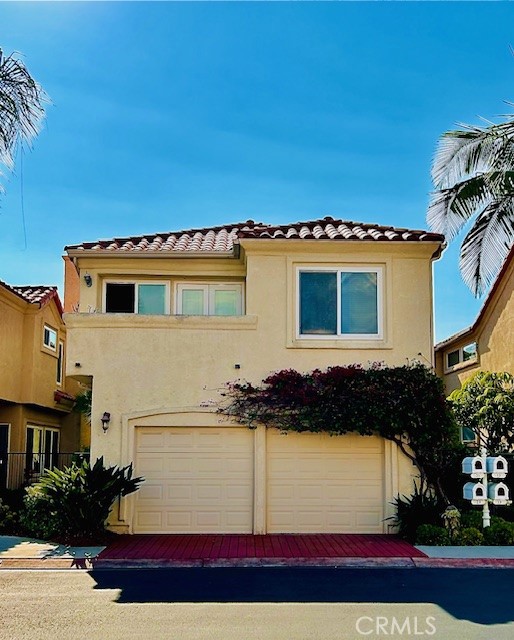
[435, 245, 514, 394]
[0, 280, 84, 489]
[64, 217, 444, 535]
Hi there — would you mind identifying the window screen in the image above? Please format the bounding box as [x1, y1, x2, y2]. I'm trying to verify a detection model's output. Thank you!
[340, 272, 378, 335]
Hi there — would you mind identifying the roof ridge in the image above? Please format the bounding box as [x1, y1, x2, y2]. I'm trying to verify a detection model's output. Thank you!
[0, 280, 63, 316]
[65, 216, 445, 254]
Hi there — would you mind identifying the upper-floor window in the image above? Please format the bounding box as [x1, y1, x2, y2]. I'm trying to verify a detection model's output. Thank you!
[56, 341, 64, 385]
[43, 325, 57, 351]
[446, 342, 477, 370]
[176, 284, 243, 316]
[104, 282, 168, 314]
[297, 267, 382, 339]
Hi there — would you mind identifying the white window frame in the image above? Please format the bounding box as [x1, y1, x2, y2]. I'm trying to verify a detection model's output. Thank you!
[43, 325, 57, 351]
[26, 425, 60, 475]
[444, 341, 478, 373]
[176, 283, 244, 316]
[296, 266, 383, 340]
[56, 341, 64, 386]
[460, 426, 477, 445]
[103, 280, 170, 314]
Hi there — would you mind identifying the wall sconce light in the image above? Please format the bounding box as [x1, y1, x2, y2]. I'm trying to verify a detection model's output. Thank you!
[84, 273, 93, 287]
[101, 412, 111, 432]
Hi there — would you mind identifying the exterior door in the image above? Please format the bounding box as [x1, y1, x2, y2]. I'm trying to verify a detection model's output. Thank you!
[266, 430, 385, 533]
[26, 426, 59, 481]
[134, 427, 254, 533]
[0, 425, 8, 489]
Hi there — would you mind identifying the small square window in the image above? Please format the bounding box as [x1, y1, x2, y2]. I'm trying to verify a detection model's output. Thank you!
[43, 325, 57, 351]
[447, 350, 460, 368]
[461, 426, 476, 443]
[462, 342, 477, 362]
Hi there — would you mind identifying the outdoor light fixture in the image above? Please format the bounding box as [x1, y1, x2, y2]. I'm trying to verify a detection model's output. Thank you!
[84, 273, 93, 287]
[101, 412, 111, 432]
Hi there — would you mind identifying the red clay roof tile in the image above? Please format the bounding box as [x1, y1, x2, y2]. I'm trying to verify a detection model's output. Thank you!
[0, 280, 63, 315]
[65, 216, 444, 255]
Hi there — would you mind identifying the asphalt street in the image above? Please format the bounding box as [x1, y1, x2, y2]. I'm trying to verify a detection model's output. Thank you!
[0, 567, 513, 640]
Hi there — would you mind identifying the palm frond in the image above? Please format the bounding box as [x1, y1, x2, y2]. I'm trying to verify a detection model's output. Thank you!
[432, 121, 514, 189]
[427, 174, 491, 240]
[459, 198, 514, 296]
[0, 49, 48, 190]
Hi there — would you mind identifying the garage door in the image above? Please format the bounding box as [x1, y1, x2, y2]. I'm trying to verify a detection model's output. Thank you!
[134, 427, 254, 533]
[267, 430, 384, 533]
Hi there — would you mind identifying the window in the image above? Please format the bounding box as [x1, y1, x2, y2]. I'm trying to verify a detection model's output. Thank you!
[176, 284, 243, 316]
[104, 282, 168, 314]
[25, 426, 59, 480]
[461, 426, 476, 444]
[43, 325, 57, 350]
[445, 342, 477, 370]
[298, 267, 382, 338]
[56, 342, 64, 385]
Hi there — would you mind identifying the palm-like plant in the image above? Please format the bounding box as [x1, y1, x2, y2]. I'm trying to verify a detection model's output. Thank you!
[0, 48, 48, 193]
[427, 118, 514, 297]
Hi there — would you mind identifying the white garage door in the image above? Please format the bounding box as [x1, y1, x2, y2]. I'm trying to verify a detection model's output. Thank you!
[134, 427, 254, 533]
[267, 430, 384, 533]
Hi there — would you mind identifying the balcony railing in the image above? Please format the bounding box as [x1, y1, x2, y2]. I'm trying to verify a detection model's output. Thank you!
[0, 452, 90, 490]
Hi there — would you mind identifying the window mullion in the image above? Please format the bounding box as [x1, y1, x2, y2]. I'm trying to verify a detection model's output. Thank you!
[336, 270, 342, 336]
[134, 283, 139, 313]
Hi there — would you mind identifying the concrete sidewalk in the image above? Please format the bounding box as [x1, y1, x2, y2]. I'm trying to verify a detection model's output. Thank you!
[1, 535, 514, 569]
[0, 536, 105, 569]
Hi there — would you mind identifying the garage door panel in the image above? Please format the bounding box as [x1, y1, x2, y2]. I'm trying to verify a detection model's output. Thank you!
[267, 430, 384, 533]
[134, 427, 254, 533]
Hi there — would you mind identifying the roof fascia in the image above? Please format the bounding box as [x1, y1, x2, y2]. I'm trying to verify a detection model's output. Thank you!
[65, 249, 236, 259]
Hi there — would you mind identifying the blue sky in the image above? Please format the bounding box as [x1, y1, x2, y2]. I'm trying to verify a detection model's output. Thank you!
[1, 2, 514, 341]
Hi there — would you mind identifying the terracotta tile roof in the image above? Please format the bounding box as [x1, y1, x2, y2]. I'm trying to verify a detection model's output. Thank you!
[65, 216, 444, 255]
[0, 280, 63, 315]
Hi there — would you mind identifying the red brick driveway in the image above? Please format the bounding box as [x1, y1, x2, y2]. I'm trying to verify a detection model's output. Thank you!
[98, 534, 426, 561]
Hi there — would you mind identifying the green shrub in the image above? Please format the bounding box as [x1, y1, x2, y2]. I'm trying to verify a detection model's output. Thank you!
[22, 457, 143, 542]
[416, 524, 450, 546]
[495, 505, 514, 523]
[483, 521, 514, 546]
[19, 486, 61, 540]
[387, 484, 445, 542]
[0, 498, 20, 535]
[460, 510, 483, 529]
[454, 527, 484, 546]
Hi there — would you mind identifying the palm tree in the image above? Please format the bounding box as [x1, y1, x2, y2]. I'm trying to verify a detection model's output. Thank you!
[427, 117, 514, 297]
[0, 48, 48, 194]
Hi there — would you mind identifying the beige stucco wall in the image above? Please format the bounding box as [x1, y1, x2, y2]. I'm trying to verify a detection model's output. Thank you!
[66, 241, 438, 465]
[0, 286, 83, 454]
[437, 257, 514, 394]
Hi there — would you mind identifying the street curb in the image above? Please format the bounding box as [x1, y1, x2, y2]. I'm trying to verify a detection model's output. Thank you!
[3, 556, 514, 571]
[0, 557, 95, 570]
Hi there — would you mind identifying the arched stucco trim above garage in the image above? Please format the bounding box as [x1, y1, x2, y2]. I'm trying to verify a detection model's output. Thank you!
[109, 407, 409, 535]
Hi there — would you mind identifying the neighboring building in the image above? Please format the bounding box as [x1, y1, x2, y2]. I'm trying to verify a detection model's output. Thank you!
[0, 281, 85, 489]
[64, 217, 444, 535]
[435, 245, 514, 395]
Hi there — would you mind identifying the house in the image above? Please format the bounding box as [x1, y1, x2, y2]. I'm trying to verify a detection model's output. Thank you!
[435, 245, 514, 396]
[0, 280, 86, 490]
[64, 216, 444, 535]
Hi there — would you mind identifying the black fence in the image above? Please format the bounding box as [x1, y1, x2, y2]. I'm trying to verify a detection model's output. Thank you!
[0, 452, 90, 490]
